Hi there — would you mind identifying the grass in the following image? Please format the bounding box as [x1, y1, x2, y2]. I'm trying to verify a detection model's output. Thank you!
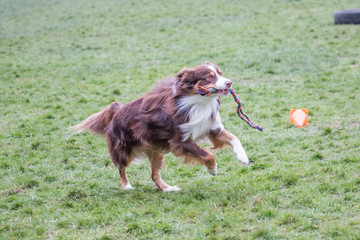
[1, 0, 359, 239]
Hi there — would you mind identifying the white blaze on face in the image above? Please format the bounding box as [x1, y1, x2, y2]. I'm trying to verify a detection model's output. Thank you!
[207, 65, 231, 90]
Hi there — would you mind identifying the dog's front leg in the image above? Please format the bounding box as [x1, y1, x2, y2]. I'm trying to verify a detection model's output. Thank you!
[170, 140, 217, 175]
[210, 129, 250, 166]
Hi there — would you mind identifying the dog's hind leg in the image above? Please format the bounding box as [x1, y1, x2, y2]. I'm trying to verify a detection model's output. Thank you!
[113, 155, 134, 190]
[107, 136, 134, 190]
[170, 140, 217, 176]
[145, 150, 181, 192]
[118, 166, 134, 190]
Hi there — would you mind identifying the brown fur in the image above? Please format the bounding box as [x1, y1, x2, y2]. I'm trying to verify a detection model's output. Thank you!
[72, 62, 237, 191]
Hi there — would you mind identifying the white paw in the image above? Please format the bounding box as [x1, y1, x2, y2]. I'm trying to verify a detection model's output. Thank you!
[234, 147, 250, 165]
[231, 139, 250, 165]
[235, 152, 250, 165]
[239, 160, 252, 166]
[206, 162, 218, 176]
[163, 185, 181, 192]
[123, 183, 135, 190]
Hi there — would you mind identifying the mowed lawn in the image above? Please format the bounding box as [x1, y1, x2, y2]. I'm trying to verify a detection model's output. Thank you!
[1, 0, 359, 239]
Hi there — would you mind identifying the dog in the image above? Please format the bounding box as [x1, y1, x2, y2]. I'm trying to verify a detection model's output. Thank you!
[72, 62, 250, 192]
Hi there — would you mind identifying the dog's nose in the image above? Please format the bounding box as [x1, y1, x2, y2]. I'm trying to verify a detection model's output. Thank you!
[225, 80, 233, 88]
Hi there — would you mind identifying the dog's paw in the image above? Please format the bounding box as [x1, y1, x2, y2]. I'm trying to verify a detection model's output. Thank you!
[206, 162, 217, 176]
[163, 185, 181, 192]
[123, 183, 135, 190]
[235, 151, 250, 166]
[239, 161, 252, 167]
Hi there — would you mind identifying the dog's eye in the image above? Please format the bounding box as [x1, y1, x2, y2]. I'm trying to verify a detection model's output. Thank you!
[217, 70, 222, 75]
[209, 71, 215, 77]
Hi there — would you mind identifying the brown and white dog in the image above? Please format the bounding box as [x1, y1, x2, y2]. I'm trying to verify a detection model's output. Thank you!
[72, 62, 249, 192]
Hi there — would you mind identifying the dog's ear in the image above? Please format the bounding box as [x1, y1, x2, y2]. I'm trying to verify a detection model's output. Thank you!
[176, 67, 188, 80]
[176, 68, 193, 82]
[202, 61, 214, 66]
[176, 67, 197, 88]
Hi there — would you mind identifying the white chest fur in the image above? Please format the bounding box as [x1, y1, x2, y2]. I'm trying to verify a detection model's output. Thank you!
[177, 95, 220, 141]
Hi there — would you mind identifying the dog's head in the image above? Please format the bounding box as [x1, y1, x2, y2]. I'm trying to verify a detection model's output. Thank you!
[175, 62, 233, 96]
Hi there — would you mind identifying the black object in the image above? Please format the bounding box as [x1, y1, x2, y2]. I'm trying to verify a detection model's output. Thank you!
[334, 9, 360, 24]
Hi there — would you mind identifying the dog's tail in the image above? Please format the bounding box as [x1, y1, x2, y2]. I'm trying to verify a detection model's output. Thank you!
[70, 102, 123, 136]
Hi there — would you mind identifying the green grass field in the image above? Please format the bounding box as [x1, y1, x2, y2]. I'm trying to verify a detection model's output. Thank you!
[1, 0, 359, 239]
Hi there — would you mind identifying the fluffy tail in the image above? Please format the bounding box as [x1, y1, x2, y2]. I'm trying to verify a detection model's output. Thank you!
[70, 102, 123, 136]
